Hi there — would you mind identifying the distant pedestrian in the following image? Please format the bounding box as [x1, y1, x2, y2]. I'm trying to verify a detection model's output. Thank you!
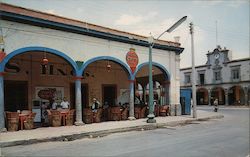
[214, 99, 218, 112]
[191, 99, 193, 108]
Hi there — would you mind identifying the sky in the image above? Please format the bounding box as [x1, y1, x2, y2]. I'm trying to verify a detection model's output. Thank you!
[1, 0, 249, 68]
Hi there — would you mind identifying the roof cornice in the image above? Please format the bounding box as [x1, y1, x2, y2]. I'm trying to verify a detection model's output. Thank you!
[0, 4, 184, 54]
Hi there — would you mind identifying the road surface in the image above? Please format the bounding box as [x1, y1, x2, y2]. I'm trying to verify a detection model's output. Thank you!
[2, 107, 249, 157]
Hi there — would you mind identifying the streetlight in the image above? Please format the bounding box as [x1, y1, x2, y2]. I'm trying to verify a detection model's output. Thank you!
[147, 16, 187, 123]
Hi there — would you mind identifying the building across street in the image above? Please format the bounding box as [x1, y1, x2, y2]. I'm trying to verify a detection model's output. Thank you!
[180, 45, 250, 106]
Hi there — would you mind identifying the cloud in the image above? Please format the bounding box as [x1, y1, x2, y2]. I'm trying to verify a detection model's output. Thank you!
[227, 0, 249, 8]
[45, 9, 56, 14]
[115, 11, 158, 26]
[192, 0, 248, 8]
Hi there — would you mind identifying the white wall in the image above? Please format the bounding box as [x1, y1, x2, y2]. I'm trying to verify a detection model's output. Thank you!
[1, 20, 181, 104]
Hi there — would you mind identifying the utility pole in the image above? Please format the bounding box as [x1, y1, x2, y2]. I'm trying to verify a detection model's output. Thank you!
[216, 20, 218, 47]
[189, 22, 197, 118]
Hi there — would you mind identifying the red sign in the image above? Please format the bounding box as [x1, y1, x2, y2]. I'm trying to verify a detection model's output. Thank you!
[0, 50, 6, 63]
[38, 88, 56, 100]
[126, 48, 139, 73]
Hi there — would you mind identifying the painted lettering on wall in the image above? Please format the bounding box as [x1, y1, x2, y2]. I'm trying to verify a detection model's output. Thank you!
[5, 62, 21, 73]
[5, 62, 73, 76]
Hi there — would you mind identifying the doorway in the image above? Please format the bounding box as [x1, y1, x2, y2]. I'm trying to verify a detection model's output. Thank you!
[4, 80, 28, 111]
[102, 84, 117, 106]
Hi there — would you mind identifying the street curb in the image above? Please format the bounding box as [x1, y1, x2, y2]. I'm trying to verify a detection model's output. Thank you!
[0, 114, 224, 148]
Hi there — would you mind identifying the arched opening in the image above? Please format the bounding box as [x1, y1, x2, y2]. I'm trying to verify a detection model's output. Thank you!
[3, 48, 77, 127]
[134, 62, 170, 118]
[80, 57, 131, 123]
[228, 85, 245, 105]
[211, 87, 225, 105]
[196, 88, 209, 105]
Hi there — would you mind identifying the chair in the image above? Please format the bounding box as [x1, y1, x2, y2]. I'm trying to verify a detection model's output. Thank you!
[50, 110, 61, 127]
[134, 107, 141, 119]
[121, 107, 128, 120]
[5, 112, 19, 131]
[66, 109, 75, 126]
[102, 107, 109, 121]
[47, 110, 52, 126]
[110, 107, 121, 121]
[140, 106, 147, 118]
[83, 108, 93, 124]
[24, 112, 36, 130]
[154, 105, 160, 117]
[159, 105, 168, 117]
[93, 109, 103, 123]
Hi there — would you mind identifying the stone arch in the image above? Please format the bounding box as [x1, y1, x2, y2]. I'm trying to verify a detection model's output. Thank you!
[80, 56, 132, 79]
[196, 87, 209, 105]
[0, 46, 78, 73]
[211, 87, 225, 105]
[228, 85, 245, 105]
[133, 62, 170, 80]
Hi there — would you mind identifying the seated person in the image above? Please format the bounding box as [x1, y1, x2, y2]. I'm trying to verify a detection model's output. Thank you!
[52, 100, 58, 110]
[60, 97, 70, 109]
[91, 98, 100, 112]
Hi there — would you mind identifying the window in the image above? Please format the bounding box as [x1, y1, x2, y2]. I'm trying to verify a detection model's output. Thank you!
[199, 73, 205, 85]
[232, 69, 240, 79]
[185, 74, 191, 84]
[214, 71, 221, 81]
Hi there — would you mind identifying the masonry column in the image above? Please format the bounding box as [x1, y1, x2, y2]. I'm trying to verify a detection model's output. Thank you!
[128, 79, 135, 120]
[164, 81, 170, 105]
[0, 72, 6, 131]
[208, 88, 211, 106]
[244, 87, 249, 105]
[74, 76, 84, 125]
[225, 88, 229, 105]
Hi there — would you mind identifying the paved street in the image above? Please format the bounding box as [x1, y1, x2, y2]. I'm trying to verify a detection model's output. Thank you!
[2, 107, 249, 157]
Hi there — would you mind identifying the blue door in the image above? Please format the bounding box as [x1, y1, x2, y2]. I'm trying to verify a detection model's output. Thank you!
[180, 89, 191, 115]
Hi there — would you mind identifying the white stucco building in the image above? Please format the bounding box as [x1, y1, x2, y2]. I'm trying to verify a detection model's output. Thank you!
[180, 45, 250, 106]
[0, 3, 184, 130]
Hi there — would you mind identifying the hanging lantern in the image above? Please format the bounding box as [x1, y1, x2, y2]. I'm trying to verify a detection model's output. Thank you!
[41, 52, 49, 65]
[106, 60, 111, 72]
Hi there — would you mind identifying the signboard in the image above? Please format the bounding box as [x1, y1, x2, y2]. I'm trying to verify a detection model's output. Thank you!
[35, 86, 64, 101]
[126, 48, 139, 73]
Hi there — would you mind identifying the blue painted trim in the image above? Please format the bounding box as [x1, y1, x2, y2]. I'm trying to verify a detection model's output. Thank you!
[0, 11, 184, 53]
[133, 62, 170, 80]
[80, 56, 132, 79]
[0, 47, 78, 73]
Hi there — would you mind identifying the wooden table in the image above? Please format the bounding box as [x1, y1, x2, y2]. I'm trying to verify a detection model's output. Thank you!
[19, 114, 29, 130]
[59, 110, 69, 126]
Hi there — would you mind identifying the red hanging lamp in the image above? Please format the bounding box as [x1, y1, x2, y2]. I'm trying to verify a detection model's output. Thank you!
[41, 52, 49, 65]
[106, 60, 111, 72]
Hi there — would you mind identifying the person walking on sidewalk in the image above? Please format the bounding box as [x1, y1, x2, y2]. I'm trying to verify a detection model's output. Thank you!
[214, 98, 219, 112]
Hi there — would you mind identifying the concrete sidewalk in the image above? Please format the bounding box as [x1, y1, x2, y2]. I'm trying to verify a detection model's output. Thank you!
[0, 110, 223, 147]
